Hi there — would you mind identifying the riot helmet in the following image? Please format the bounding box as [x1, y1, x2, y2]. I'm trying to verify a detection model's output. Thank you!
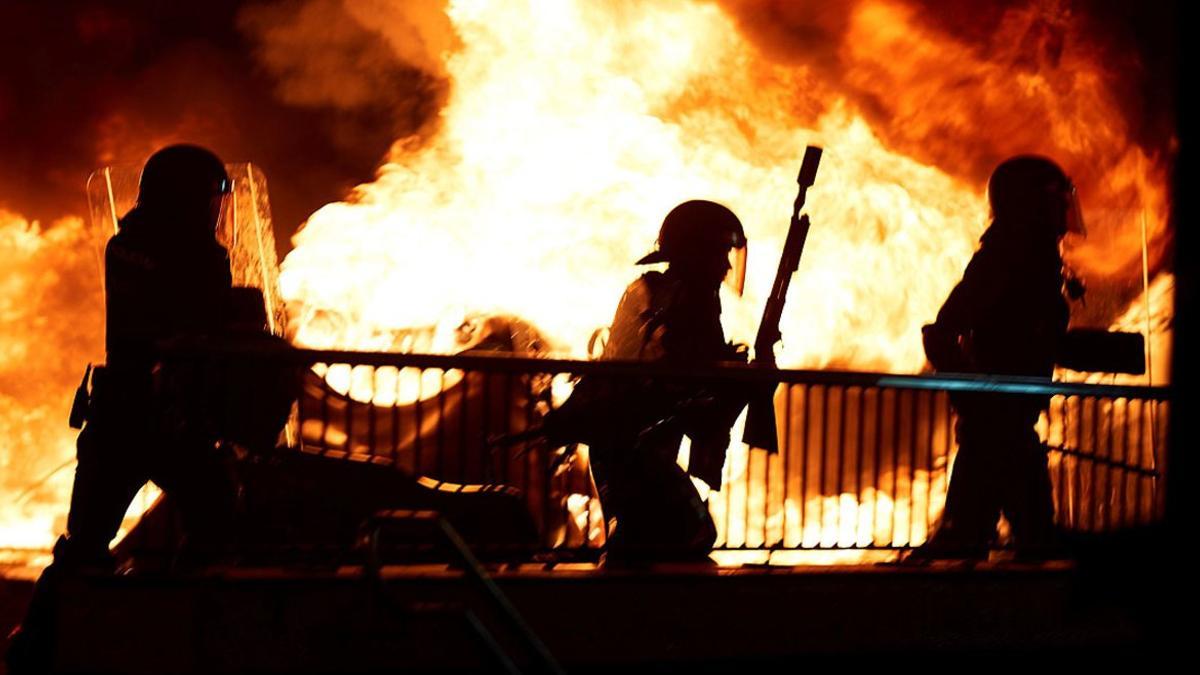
[137, 144, 232, 235]
[637, 199, 748, 295]
[987, 155, 1086, 238]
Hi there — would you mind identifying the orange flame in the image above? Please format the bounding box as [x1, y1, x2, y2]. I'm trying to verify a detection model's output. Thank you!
[0, 211, 160, 558]
[277, 0, 1171, 560]
[0, 0, 1174, 560]
[280, 0, 1169, 369]
[287, 3, 952, 370]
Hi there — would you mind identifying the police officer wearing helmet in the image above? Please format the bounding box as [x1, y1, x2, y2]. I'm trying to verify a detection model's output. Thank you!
[548, 199, 749, 564]
[914, 155, 1084, 562]
[8, 145, 239, 671]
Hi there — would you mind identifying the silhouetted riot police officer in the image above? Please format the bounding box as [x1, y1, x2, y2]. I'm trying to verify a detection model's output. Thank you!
[7, 145, 240, 671]
[915, 155, 1084, 561]
[544, 200, 749, 564]
[72, 144, 239, 564]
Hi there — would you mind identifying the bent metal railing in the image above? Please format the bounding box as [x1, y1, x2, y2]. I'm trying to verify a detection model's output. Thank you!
[192, 346, 1170, 556]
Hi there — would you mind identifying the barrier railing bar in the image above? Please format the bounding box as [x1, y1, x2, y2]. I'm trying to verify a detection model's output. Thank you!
[164, 344, 1171, 400]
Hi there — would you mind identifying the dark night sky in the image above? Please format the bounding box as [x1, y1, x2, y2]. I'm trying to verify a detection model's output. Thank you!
[0, 0, 1179, 258]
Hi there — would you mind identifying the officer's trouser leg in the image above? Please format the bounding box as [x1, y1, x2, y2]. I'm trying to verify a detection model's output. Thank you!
[591, 443, 715, 561]
[938, 413, 1006, 548]
[999, 428, 1056, 550]
[939, 395, 1055, 552]
[65, 422, 150, 562]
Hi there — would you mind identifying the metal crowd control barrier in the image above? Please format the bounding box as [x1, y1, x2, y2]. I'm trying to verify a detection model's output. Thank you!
[196, 346, 1170, 555]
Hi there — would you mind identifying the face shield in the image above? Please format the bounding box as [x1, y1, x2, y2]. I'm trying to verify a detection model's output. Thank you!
[212, 177, 236, 247]
[724, 242, 747, 296]
[1064, 181, 1087, 238]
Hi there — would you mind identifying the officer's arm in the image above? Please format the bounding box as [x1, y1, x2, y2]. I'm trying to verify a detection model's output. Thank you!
[923, 247, 1002, 372]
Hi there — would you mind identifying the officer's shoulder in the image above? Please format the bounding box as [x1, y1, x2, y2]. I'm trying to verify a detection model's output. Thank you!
[619, 272, 654, 300]
[629, 270, 676, 298]
[612, 273, 659, 311]
[632, 271, 686, 310]
[635, 270, 665, 286]
[106, 229, 156, 270]
[106, 230, 134, 257]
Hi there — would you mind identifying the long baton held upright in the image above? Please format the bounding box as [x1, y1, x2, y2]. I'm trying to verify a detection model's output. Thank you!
[742, 145, 822, 452]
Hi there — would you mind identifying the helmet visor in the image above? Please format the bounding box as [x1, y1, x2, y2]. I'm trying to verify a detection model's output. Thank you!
[1065, 182, 1087, 237]
[724, 243, 747, 296]
[213, 178, 236, 246]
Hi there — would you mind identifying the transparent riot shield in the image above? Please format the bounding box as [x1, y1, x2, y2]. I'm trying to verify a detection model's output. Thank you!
[85, 163, 288, 337]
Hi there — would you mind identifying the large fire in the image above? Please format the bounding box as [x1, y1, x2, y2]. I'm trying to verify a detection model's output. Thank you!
[1, 0, 1174, 559]
[280, 0, 1169, 366]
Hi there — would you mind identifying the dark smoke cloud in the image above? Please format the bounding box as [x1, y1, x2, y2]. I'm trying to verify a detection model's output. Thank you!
[0, 0, 450, 253]
[914, 0, 1178, 163]
[718, 0, 1178, 187]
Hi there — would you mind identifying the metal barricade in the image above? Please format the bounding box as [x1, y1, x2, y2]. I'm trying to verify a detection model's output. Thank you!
[275, 349, 1168, 555]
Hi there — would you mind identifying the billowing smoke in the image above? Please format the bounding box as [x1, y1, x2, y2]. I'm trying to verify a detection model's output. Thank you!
[0, 0, 450, 242]
[236, 0, 454, 169]
[239, 0, 455, 107]
[720, 0, 1177, 184]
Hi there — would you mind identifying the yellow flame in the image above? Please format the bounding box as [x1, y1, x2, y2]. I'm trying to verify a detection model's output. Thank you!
[280, 0, 990, 373]
[1, 0, 1174, 561]
[0, 212, 164, 557]
[276, 0, 1171, 560]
